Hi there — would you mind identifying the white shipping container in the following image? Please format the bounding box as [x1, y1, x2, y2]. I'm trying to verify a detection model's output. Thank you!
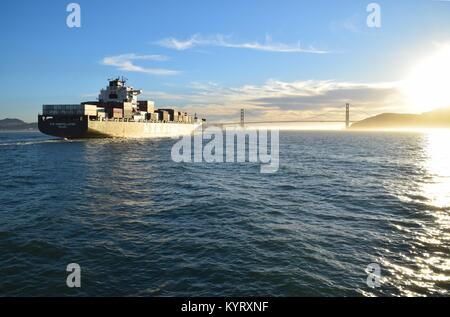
[83, 104, 98, 116]
[138, 100, 155, 113]
[133, 115, 145, 121]
[150, 113, 159, 121]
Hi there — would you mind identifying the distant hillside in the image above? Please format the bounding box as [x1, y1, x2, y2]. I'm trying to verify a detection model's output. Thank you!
[0, 118, 38, 131]
[350, 107, 450, 130]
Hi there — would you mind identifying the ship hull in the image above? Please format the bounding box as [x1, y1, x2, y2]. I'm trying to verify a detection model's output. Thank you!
[38, 116, 201, 139]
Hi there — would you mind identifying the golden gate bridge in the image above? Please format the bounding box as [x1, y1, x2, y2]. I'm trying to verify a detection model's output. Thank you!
[215, 103, 360, 129]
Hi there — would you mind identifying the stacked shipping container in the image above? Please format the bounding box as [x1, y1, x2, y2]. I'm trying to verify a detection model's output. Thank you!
[43, 104, 97, 116]
[43, 103, 194, 123]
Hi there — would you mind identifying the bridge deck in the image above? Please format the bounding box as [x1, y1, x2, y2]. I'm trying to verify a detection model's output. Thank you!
[210, 120, 358, 125]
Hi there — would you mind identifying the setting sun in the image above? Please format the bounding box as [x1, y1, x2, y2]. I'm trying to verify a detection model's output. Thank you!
[403, 44, 450, 113]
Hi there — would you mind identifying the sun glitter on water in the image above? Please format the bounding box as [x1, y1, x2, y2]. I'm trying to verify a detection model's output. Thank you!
[422, 131, 450, 209]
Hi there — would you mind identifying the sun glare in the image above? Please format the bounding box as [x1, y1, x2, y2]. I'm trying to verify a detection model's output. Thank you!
[403, 44, 450, 113]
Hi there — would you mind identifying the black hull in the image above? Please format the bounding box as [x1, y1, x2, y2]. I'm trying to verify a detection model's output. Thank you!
[38, 115, 101, 139]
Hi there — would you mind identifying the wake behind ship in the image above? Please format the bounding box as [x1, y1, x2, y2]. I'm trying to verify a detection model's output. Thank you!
[38, 78, 204, 139]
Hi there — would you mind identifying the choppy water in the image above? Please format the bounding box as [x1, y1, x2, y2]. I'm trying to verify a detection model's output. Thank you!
[0, 130, 449, 297]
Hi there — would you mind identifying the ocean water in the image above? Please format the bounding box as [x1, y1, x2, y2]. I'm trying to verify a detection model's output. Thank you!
[0, 130, 449, 297]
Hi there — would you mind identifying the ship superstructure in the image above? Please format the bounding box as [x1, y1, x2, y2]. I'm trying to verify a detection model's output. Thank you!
[38, 78, 203, 139]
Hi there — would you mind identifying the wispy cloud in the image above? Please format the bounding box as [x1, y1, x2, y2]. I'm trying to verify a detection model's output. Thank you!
[101, 53, 180, 76]
[330, 14, 364, 33]
[157, 34, 330, 54]
[141, 79, 406, 122]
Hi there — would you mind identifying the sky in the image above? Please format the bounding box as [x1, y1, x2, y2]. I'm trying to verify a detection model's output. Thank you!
[1, 0, 450, 122]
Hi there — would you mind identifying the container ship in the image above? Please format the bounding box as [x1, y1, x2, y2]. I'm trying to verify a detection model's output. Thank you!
[38, 78, 204, 139]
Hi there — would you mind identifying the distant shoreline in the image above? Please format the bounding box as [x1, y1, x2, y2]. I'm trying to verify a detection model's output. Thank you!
[0, 129, 39, 132]
[0, 118, 38, 131]
[350, 107, 450, 130]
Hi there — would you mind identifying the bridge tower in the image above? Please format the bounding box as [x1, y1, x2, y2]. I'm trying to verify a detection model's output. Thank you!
[240, 109, 245, 127]
[345, 103, 350, 129]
